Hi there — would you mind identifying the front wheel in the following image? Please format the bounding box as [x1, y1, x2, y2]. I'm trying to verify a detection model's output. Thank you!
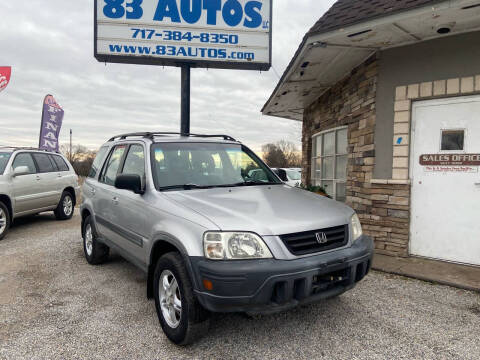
[54, 191, 74, 220]
[153, 252, 210, 345]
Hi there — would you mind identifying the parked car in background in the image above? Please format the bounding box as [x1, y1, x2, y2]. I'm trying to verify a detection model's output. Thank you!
[272, 168, 302, 187]
[81, 132, 373, 345]
[0, 147, 79, 240]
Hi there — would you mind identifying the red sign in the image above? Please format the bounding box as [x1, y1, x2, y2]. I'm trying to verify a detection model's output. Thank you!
[420, 154, 480, 166]
[0, 67, 11, 93]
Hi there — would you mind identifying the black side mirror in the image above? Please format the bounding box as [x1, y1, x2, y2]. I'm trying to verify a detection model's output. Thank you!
[278, 169, 289, 182]
[115, 174, 144, 195]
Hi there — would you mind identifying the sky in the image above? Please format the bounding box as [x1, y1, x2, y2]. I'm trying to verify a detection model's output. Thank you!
[0, 0, 335, 152]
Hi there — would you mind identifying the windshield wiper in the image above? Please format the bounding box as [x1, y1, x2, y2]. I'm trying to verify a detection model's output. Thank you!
[222, 180, 281, 187]
[159, 184, 213, 191]
[160, 181, 281, 191]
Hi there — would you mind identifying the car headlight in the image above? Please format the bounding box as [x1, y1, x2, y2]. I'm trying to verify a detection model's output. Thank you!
[203, 232, 273, 260]
[351, 213, 363, 242]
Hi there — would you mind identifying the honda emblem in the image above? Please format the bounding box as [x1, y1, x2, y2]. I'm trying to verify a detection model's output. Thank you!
[315, 232, 328, 244]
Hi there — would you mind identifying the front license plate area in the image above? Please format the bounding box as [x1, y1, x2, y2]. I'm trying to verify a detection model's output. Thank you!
[312, 268, 349, 292]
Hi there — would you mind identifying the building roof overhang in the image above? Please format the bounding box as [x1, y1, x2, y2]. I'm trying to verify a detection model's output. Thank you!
[262, 0, 480, 121]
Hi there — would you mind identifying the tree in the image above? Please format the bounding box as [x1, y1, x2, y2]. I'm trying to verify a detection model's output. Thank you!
[261, 141, 302, 168]
[59, 144, 96, 177]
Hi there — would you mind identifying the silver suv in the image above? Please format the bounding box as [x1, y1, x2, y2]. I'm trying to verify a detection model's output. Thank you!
[81, 133, 373, 345]
[0, 147, 80, 240]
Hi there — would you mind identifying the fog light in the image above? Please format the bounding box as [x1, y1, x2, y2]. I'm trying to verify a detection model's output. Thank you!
[203, 279, 213, 291]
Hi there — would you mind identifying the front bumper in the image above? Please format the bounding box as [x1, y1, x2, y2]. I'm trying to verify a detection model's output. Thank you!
[189, 235, 373, 314]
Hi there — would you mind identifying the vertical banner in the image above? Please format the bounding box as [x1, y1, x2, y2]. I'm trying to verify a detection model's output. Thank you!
[39, 95, 64, 152]
[0, 67, 11, 93]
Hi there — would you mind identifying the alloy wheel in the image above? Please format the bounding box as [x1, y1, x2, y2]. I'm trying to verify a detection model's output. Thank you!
[159, 270, 182, 328]
[0, 208, 5, 235]
[63, 195, 73, 216]
[85, 224, 93, 257]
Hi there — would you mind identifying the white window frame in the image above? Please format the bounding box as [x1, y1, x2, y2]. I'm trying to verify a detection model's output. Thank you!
[311, 126, 348, 201]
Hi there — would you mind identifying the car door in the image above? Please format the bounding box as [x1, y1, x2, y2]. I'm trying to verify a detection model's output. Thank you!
[83, 145, 110, 235]
[94, 144, 129, 248]
[31, 152, 60, 208]
[11, 152, 43, 214]
[49, 154, 72, 198]
[110, 143, 148, 265]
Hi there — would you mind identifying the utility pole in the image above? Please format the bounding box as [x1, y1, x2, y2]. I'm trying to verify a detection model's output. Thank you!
[69, 129, 72, 162]
[180, 64, 191, 135]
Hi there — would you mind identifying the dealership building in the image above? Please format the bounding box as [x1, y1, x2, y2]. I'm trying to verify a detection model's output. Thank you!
[263, 0, 480, 267]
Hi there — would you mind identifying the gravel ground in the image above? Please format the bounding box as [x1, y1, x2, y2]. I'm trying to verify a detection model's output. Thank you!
[1, 212, 479, 360]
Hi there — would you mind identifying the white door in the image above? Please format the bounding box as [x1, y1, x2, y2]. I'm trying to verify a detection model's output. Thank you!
[410, 95, 480, 266]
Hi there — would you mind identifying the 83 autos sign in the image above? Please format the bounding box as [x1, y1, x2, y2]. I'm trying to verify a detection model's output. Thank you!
[95, 0, 272, 70]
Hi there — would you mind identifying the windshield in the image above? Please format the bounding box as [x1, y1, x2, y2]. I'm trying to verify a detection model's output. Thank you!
[0, 152, 12, 175]
[151, 143, 282, 190]
[286, 170, 301, 181]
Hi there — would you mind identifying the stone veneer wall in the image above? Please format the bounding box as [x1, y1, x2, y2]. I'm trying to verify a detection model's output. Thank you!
[302, 54, 410, 257]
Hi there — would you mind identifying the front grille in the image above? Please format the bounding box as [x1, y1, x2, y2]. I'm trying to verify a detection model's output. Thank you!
[280, 224, 349, 256]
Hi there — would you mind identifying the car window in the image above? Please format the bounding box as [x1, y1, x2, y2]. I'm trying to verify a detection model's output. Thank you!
[151, 143, 280, 189]
[122, 144, 145, 178]
[89, 146, 109, 179]
[48, 155, 59, 171]
[32, 153, 55, 173]
[0, 152, 12, 175]
[12, 153, 36, 174]
[99, 145, 127, 186]
[51, 155, 69, 171]
[286, 170, 301, 181]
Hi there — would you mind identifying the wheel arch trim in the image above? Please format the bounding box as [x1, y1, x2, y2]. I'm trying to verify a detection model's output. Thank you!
[147, 235, 198, 299]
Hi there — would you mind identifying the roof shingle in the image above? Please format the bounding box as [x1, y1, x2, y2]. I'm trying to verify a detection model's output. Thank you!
[309, 0, 439, 35]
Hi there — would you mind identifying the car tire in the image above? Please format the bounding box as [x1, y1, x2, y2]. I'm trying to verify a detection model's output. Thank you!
[54, 191, 75, 220]
[0, 201, 10, 241]
[82, 215, 109, 265]
[153, 252, 210, 345]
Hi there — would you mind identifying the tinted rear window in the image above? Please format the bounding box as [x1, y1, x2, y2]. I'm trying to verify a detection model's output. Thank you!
[32, 153, 55, 173]
[51, 155, 69, 171]
[0, 152, 12, 175]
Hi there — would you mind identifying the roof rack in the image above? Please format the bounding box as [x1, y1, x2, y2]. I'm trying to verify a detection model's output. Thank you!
[108, 132, 238, 142]
[0, 146, 53, 152]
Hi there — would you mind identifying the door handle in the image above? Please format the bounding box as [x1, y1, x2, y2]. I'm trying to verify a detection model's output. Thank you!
[57, 173, 62, 178]
[475, 182, 480, 186]
[112, 197, 119, 205]
[36, 175, 41, 181]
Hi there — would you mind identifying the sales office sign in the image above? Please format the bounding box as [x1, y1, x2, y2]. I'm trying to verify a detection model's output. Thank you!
[94, 0, 272, 70]
[420, 154, 480, 173]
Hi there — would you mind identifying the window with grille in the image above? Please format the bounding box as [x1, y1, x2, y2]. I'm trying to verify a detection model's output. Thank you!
[311, 127, 348, 202]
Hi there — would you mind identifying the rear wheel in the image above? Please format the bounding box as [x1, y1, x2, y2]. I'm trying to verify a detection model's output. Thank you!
[82, 215, 109, 265]
[153, 252, 210, 345]
[0, 202, 10, 240]
[54, 191, 74, 220]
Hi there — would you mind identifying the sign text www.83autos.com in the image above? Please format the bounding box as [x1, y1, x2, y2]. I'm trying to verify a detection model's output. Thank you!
[95, 0, 272, 70]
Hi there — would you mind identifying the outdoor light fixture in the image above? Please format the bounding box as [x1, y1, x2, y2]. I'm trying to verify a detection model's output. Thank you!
[436, 22, 455, 34]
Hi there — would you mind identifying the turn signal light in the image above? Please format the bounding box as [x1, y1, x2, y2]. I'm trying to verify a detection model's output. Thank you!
[203, 279, 213, 291]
